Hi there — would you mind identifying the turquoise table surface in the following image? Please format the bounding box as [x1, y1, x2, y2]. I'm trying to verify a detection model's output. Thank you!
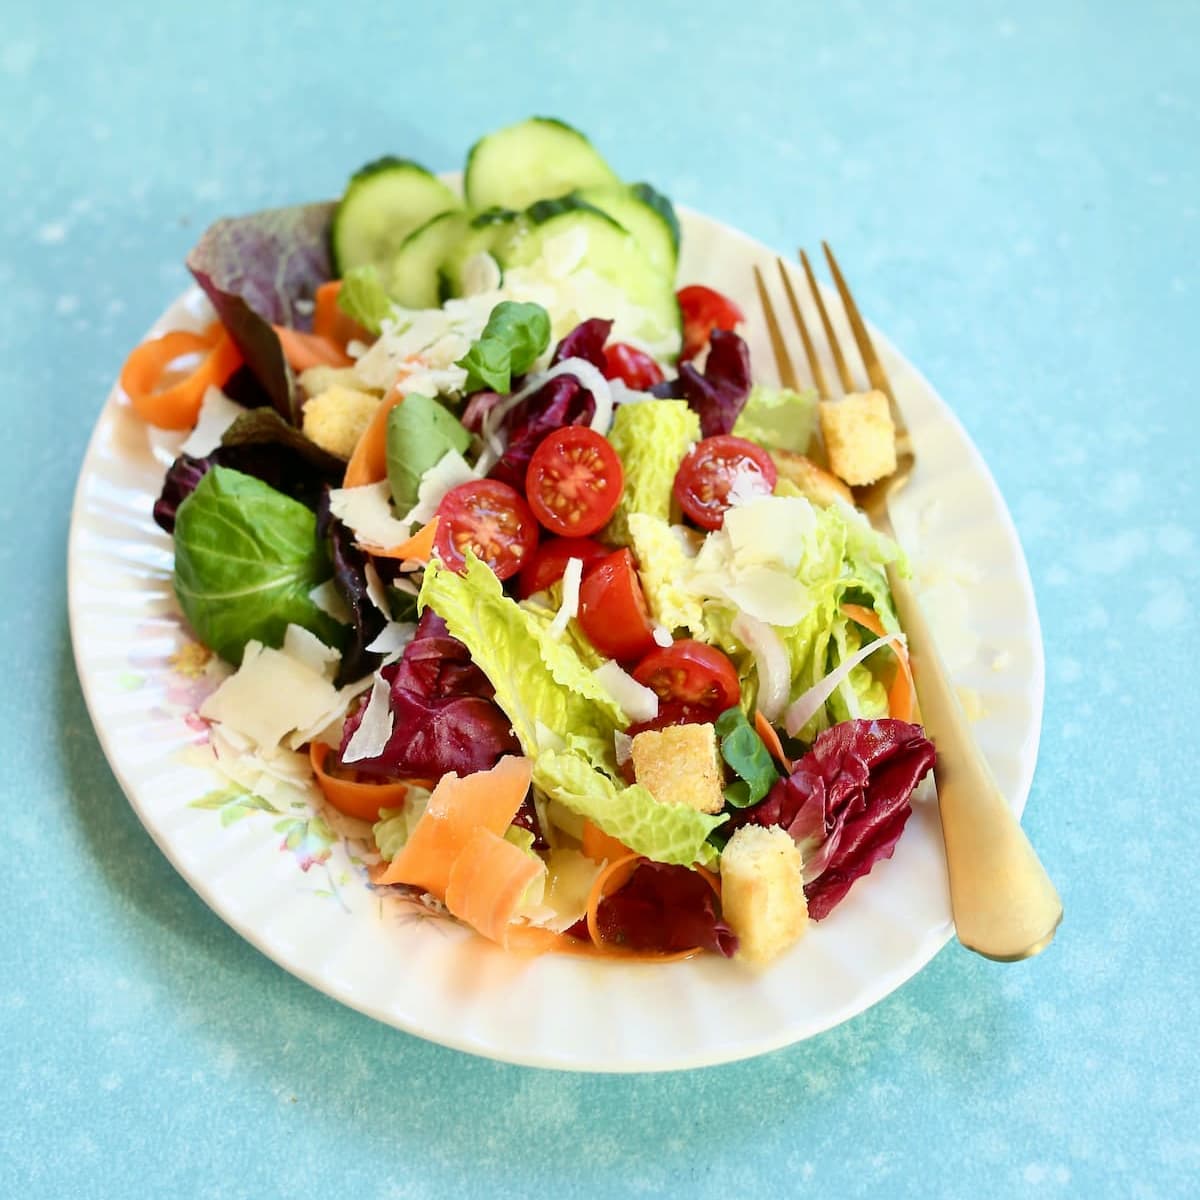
[4, 0, 1197, 1195]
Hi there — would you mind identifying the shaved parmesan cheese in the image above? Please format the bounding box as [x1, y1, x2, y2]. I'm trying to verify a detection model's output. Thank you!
[724, 460, 775, 509]
[363, 560, 391, 617]
[309, 579, 351, 624]
[367, 622, 416, 654]
[328, 481, 414, 551]
[547, 557, 584, 639]
[719, 566, 814, 626]
[593, 660, 659, 724]
[521, 848, 605, 932]
[342, 674, 393, 763]
[652, 624, 673, 648]
[398, 449, 479, 527]
[200, 638, 344, 754]
[179, 386, 245, 456]
[283, 624, 340, 680]
[723, 496, 816, 571]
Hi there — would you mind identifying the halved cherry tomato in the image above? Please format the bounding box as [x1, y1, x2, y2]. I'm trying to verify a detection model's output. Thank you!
[577, 549, 657, 662]
[673, 434, 778, 530]
[434, 479, 539, 581]
[517, 536, 610, 599]
[602, 342, 665, 390]
[525, 426, 624, 537]
[632, 640, 741, 715]
[626, 700, 713, 739]
[677, 285, 745, 362]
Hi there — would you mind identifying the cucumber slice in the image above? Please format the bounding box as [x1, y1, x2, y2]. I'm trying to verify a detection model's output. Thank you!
[500, 201, 680, 354]
[575, 183, 680, 278]
[332, 157, 461, 277]
[387, 210, 470, 309]
[439, 208, 518, 296]
[464, 117, 620, 212]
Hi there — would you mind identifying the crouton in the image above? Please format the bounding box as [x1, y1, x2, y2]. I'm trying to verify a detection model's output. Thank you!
[631, 722, 724, 814]
[770, 450, 854, 507]
[298, 365, 369, 399]
[720, 825, 808, 964]
[818, 390, 897, 487]
[302, 385, 381, 460]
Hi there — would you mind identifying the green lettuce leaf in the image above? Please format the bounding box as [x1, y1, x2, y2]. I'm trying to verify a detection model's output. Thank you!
[455, 300, 551, 393]
[732, 383, 818, 453]
[626, 513, 707, 637]
[504, 825, 547, 907]
[826, 619, 890, 724]
[372, 793, 431, 861]
[605, 399, 700, 544]
[418, 554, 621, 762]
[173, 467, 344, 664]
[385, 394, 472, 512]
[533, 750, 723, 868]
[337, 265, 393, 335]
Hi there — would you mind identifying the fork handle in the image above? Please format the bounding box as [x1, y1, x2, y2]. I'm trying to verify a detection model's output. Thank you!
[884, 557, 1063, 961]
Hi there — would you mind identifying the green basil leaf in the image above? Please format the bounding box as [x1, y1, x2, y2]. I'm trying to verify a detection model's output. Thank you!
[714, 706, 780, 808]
[455, 300, 551, 394]
[385, 394, 472, 512]
[172, 466, 345, 664]
[337, 265, 393, 335]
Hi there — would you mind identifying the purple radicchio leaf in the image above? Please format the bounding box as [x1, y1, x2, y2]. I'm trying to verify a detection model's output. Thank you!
[650, 329, 752, 437]
[487, 375, 596, 490]
[551, 317, 612, 371]
[186, 202, 336, 426]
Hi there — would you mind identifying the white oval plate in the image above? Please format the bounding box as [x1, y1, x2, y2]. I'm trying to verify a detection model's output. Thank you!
[68, 208, 1043, 1072]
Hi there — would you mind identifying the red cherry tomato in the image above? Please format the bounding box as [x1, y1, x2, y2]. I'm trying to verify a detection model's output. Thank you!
[632, 640, 741, 715]
[434, 479, 539, 581]
[525, 426, 625, 537]
[517, 536, 610, 599]
[577, 549, 657, 662]
[677, 285, 745, 362]
[602, 342, 665, 390]
[673, 434, 778, 531]
[626, 700, 714, 739]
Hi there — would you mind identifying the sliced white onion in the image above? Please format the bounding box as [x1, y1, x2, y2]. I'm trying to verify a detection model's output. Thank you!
[783, 631, 904, 737]
[341, 673, 394, 763]
[732, 612, 791, 722]
[613, 730, 634, 767]
[547, 557, 584, 639]
[593, 660, 659, 724]
[477, 356, 616, 473]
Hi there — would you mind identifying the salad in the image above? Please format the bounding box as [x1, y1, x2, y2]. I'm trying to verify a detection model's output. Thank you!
[118, 117, 936, 965]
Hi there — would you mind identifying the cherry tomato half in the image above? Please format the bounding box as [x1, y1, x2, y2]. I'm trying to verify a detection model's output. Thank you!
[602, 342, 665, 390]
[632, 640, 741, 714]
[677, 285, 745, 362]
[525, 426, 625, 537]
[517, 536, 610, 599]
[434, 479, 539, 581]
[626, 700, 715, 739]
[673, 434, 778, 531]
[577, 548, 657, 662]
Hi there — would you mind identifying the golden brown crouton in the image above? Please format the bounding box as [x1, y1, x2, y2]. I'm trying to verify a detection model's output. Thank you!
[818, 390, 897, 487]
[298, 365, 369, 399]
[770, 450, 854, 507]
[631, 722, 724, 815]
[720, 825, 808, 964]
[302, 385, 381, 460]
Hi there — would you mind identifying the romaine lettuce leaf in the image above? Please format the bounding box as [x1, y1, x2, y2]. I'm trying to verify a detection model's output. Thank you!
[732, 384, 818, 454]
[605, 399, 700, 544]
[418, 555, 622, 762]
[626, 513, 707, 637]
[532, 749, 723, 868]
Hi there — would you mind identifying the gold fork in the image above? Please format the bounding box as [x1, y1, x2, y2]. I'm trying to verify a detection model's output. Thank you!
[754, 246, 1062, 962]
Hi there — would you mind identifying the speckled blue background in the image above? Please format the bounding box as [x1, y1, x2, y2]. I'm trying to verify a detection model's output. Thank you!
[4, 1, 1197, 1196]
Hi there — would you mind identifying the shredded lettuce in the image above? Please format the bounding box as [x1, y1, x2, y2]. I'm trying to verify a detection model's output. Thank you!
[604, 399, 700, 544]
[732, 383, 818, 453]
[533, 749, 723, 868]
[419, 554, 621, 764]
